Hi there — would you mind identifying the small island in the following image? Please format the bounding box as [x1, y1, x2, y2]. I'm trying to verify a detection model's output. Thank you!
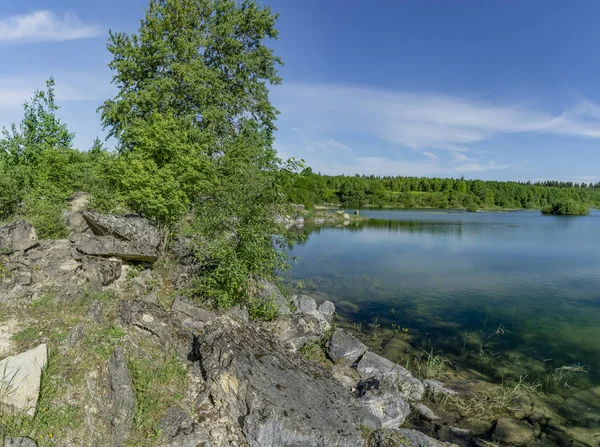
[541, 200, 589, 215]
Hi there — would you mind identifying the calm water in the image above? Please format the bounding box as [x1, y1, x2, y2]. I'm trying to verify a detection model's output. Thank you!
[289, 209, 600, 385]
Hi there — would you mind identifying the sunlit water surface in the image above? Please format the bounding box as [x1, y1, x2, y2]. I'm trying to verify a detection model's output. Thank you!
[289, 209, 600, 386]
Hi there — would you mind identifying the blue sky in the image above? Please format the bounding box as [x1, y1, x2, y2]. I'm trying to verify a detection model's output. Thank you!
[1, 1, 600, 181]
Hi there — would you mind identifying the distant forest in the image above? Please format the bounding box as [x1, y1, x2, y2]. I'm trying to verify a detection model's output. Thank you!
[284, 170, 600, 210]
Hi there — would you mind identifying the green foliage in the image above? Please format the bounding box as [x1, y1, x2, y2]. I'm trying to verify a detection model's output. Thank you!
[283, 172, 600, 211]
[99, 0, 282, 228]
[541, 200, 589, 215]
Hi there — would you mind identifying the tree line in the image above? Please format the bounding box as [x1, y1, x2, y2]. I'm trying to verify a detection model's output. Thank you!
[284, 170, 600, 211]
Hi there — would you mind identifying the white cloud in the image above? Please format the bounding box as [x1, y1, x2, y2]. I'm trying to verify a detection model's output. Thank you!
[0, 10, 102, 43]
[272, 83, 600, 176]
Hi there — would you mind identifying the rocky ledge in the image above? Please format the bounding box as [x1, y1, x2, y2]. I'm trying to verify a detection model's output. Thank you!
[0, 200, 597, 447]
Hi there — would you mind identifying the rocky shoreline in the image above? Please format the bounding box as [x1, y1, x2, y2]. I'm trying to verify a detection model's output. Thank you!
[0, 199, 597, 446]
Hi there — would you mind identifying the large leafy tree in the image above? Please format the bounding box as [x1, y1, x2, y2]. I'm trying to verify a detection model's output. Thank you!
[99, 0, 283, 227]
[101, 0, 292, 312]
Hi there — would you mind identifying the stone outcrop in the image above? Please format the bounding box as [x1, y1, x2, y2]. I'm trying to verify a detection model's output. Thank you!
[3, 438, 37, 447]
[257, 279, 291, 315]
[0, 344, 47, 416]
[83, 211, 161, 249]
[73, 233, 158, 263]
[0, 220, 38, 255]
[108, 348, 136, 447]
[198, 315, 374, 447]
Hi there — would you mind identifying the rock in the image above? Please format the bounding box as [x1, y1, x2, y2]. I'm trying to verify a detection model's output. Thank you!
[159, 405, 194, 438]
[291, 204, 306, 212]
[439, 425, 472, 446]
[343, 213, 350, 220]
[326, 329, 367, 365]
[356, 351, 425, 401]
[257, 280, 291, 315]
[564, 385, 600, 424]
[172, 296, 218, 323]
[492, 418, 534, 446]
[73, 233, 158, 263]
[87, 300, 105, 324]
[82, 256, 122, 286]
[4, 438, 37, 447]
[119, 300, 195, 362]
[354, 210, 360, 216]
[414, 402, 439, 421]
[0, 344, 47, 416]
[83, 211, 161, 249]
[65, 211, 91, 234]
[360, 389, 411, 429]
[368, 428, 457, 447]
[198, 315, 373, 447]
[424, 379, 458, 398]
[108, 348, 136, 447]
[291, 294, 334, 330]
[0, 220, 38, 255]
[69, 192, 90, 212]
[61, 323, 86, 352]
[168, 235, 195, 265]
[273, 313, 329, 351]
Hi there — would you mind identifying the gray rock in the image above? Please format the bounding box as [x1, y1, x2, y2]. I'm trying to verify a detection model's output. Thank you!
[82, 256, 122, 286]
[0, 220, 38, 255]
[4, 438, 37, 447]
[414, 402, 439, 421]
[257, 280, 291, 315]
[87, 300, 105, 324]
[367, 428, 457, 446]
[108, 348, 136, 447]
[424, 379, 458, 398]
[273, 313, 330, 351]
[73, 233, 158, 262]
[168, 235, 195, 265]
[119, 300, 195, 362]
[159, 405, 194, 438]
[291, 294, 334, 331]
[356, 352, 425, 401]
[83, 211, 161, 249]
[65, 210, 91, 233]
[439, 425, 472, 445]
[360, 389, 411, 429]
[326, 329, 367, 365]
[61, 323, 86, 352]
[0, 344, 47, 416]
[199, 315, 373, 447]
[172, 296, 218, 323]
[492, 418, 534, 446]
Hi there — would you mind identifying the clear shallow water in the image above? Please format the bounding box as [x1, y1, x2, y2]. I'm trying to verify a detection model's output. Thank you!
[289, 209, 600, 385]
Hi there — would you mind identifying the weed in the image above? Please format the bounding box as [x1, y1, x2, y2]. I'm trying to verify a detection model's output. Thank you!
[300, 341, 329, 367]
[84, 326, 126, 360]
[11, 327, 40, 345]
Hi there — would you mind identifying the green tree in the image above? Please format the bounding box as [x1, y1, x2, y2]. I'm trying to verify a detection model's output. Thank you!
[99, 0, 282, 228]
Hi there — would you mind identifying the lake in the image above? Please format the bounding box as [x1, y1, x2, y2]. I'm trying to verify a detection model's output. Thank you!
[288, 209, 600, 389]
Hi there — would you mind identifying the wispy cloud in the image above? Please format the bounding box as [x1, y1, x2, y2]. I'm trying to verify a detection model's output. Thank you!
[272, 83, 600, 176]
[0, 10, 102, 43]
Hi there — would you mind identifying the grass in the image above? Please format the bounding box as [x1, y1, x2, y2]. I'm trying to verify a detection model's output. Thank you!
[442, 376, 539, 420]
[125, 344, 189, 445]
[528, 363, 589, 392]
[0, 349, 82, 447]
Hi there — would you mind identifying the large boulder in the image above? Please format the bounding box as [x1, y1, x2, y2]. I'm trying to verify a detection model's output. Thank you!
[108, 348, 136, 447]
[326, 329, 367, 365]
[0, 221, 38, 255]
[73, 233, 158, 263]
[356, 351, 425, 401]
[83, 211, 161, 249]
[0, 344, 47, 416]
[198, 315, 374, 447]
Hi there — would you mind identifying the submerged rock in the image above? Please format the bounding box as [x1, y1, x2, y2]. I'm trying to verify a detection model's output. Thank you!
[0, 344, 47, 416]
[0, 220, 38, 255]
[368, 428, 458, 447]
[492, 418, 534, 446]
